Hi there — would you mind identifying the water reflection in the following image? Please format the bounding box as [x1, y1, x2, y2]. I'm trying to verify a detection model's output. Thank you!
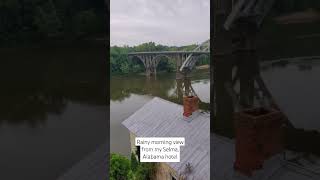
[0, 44, 106, 127]
[261, 59, 320, 131]
[0, 89, 66, 127]
[110, 71, 210, 106]
[0, 43, 107, 180]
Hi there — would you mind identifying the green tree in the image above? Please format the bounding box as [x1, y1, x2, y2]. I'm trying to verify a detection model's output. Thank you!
[0, 0, 105, 44]
[110, 153, 131, 180]
[33, 0, 61, 38]
[120, 61, 129, 74]
[130, 153, 139, 171]
[134, 162, 157, 180]
[72, 9, 99, 37]
[0, 0, 21, 41]
[109, 153, 157, 180]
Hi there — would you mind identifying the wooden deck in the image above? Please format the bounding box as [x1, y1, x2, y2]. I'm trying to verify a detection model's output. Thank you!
[56, 143, 108, 180]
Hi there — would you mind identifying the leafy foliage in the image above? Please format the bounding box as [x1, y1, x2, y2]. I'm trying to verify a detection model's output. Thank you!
[0, 0, 105, 44]
[110, 153, 131, 180]
[130, 153, 139, 171]
[72, 9, 100, 37]
[110, 153, 157, 180]
[132, 162, 157, 180]
[33, 0, 62, 37]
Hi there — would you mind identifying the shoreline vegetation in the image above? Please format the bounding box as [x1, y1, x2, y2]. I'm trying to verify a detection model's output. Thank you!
[110, 153, 157, 180]
[110, 42, 210, 75]
[0, 0, 106, 47]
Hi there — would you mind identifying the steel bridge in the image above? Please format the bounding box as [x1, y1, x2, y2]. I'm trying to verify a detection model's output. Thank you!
[128, 39, 210, 77]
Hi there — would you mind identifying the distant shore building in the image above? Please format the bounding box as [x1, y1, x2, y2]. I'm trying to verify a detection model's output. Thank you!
[122, 97, 210, 180]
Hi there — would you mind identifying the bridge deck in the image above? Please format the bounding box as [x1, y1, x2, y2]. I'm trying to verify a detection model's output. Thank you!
[128, 51, 210, 55]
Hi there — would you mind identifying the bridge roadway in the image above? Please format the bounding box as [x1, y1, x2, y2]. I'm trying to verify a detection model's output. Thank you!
[128, 51, 209, 55]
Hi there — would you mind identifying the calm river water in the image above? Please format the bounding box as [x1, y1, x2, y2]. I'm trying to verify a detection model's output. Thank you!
[261, 58, 320, 131]
[0, 42, 107, 180]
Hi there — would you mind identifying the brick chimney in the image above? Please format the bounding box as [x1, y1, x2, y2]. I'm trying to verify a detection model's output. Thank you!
[183, 96, 199, 117]
[234, 107, 285, 176]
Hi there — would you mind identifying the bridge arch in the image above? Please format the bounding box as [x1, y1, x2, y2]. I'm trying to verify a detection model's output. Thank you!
[153, 54, 175, 72]
[130, 55, 145, 66]
[128, 55, 158, 76]
[130, 55, 145, 73]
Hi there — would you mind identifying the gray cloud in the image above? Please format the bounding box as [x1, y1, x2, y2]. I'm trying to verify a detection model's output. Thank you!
[110, 0, 210, 46]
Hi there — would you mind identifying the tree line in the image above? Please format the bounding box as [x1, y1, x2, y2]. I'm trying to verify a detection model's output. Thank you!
[0, 0, 106, 45]
[110, 42, 210, 75]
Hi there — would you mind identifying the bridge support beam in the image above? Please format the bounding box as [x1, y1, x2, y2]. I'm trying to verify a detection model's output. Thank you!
[135, 55, 159, 77]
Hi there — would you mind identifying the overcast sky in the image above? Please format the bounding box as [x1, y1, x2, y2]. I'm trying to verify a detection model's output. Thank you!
[110, 0, 210, 46]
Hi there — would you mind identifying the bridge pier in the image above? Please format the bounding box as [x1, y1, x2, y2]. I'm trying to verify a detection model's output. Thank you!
[133, 55, 158, 77]
[145, 67, 157, 77]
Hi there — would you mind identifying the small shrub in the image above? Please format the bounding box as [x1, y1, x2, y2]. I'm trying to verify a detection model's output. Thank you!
[110, 153, 130, 180]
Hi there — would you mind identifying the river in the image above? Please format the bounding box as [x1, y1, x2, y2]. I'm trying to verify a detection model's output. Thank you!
[261, 58, 320, 131]
[0, 42, 107, 180]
